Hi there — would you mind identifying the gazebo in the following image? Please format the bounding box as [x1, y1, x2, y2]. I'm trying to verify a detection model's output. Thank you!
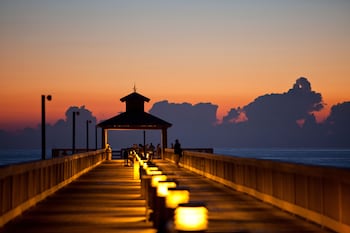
[97, 91, 172, 156]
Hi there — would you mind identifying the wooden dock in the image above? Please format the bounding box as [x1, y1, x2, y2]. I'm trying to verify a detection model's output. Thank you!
[0, 160, 333, 233]
[0, 161, 155, 233]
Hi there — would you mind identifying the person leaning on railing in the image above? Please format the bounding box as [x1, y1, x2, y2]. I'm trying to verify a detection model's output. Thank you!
[174, 139, 182, 167]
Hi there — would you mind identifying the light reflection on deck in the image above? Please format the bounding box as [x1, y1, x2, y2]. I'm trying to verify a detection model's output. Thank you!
[0, 160, 333, 233]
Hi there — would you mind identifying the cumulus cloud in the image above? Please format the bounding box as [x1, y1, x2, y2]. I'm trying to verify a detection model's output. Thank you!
[323, 101, 350, 146]
[1, 77, 349, 149]
[0, 106, 97, 151]
[222, 108, 240, 124]
[217, 77, 325, 146]
[149, 101, 218, 147]
[243, 77, 323, 126]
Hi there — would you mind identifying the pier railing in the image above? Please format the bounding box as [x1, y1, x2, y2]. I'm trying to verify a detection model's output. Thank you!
[164, 149, 350, 233]
[0, 149, 107, 227]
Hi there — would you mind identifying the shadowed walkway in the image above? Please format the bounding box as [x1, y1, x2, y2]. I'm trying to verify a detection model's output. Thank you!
[1, 160, 333, 233]
[0, 161, 155, 233]
[154, 160, 333, 233]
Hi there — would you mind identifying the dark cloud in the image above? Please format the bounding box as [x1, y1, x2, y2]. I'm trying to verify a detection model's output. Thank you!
[222, 108, 240, 124]
[149, 101, 218, 147]
[0, 130, 15, 149]
[243, 77, 323, 125]
[323, 102, 350, 146]
[0, 77, 349, 149]
[232, 77, 325, 146]
[0, 106, 98, 152]
[48, 106, 98, 150]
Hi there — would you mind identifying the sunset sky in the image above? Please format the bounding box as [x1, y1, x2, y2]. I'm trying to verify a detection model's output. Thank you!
[1, 0, 349, 131]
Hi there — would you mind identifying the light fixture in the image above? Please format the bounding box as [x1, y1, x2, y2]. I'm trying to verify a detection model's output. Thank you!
[165, 187, 190, 209]
[139, 159, 144, 166]
[147, 170, 162, 176]
[133, 158, 140, 180]
[151, 174, 167, 187]
[157, 180, 177, 197]
[146, 166, 158, 172]
[174, 202, 208, 232]
[143, 162, 148, 169]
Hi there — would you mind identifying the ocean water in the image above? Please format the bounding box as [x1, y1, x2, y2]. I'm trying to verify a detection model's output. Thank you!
[0, 149, 42, 166]
[1, 148, 350, 168]
[214, 148, 350, 168]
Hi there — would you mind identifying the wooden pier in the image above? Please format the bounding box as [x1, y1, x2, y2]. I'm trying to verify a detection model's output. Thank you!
[0, 160, 155, 233]
[0, 159, 333, 233]
[2, 91, 348, 232]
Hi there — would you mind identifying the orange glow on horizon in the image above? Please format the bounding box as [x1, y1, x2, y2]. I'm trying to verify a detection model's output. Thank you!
[1, 1, 349, 132]
[0, 90, 345, 132]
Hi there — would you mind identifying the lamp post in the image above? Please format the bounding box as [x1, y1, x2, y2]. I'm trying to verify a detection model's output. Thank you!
[41, 95, 52, 160]
[72, 111, 79, 154]
[86, 120, 92, 151]
[143, 130, 146, 157]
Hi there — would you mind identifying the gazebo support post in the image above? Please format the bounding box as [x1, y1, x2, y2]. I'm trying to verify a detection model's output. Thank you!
[161, 128, 168, 158]
[143, 130, 146, 155]
[102, 128, 108, 149]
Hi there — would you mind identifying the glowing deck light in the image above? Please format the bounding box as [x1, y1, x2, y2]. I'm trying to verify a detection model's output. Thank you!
[174, 202, 208, 232]
[147, 170, 162, 176]
[133, 159, 140, 180]
[143, 163, 148, 169]
[156, 181, 177, 197]
[151, 174, 167, 187]
[146, 167, 162, 176]
[165, 187, 190, 209]
[147, 167, 158, 172]
[135, 154, 142, 164]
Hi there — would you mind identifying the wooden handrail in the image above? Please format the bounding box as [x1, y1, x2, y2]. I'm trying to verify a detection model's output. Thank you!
[164, 148, 350, 233]
[0, 149, 107, 227]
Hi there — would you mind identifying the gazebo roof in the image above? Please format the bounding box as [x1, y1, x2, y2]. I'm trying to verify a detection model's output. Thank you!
[97, 91, 172, 129]
[97, 111, 171, 129]
[120, 92, 150, 103]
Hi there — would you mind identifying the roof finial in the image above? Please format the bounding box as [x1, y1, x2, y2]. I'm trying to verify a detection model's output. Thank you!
[133, 83, 137, 93]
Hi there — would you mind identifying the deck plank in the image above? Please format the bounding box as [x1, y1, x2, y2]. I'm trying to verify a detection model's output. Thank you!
[0, 160, 334, 233]
[0, 161, 155, 233]
[154, 160, 334, 233]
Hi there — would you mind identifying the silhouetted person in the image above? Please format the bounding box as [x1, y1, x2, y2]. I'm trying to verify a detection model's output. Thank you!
[156, 144, 161, 159]
[138, 144, 145, 159]
[123, 149, 129, 166]
[148, 143, 155, 161]
[174, 139, 182, 166]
